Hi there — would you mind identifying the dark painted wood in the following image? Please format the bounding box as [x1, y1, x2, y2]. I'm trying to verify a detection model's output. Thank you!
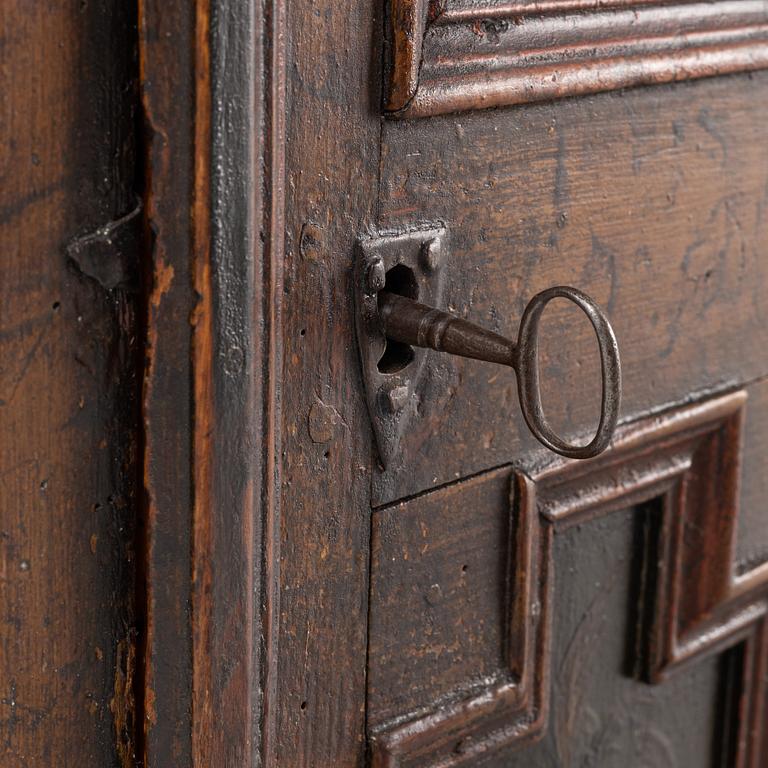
[0, 1, 141, 765]
[138, 2, 196, 762]
[139, 0, 276, 765]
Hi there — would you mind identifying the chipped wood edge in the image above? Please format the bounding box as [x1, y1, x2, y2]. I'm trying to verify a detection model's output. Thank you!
[386, 0, 430, 111]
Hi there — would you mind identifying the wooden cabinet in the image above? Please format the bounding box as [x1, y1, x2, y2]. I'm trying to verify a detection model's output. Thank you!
[2, 0, 767, 765]
[265, 1, 768, 765]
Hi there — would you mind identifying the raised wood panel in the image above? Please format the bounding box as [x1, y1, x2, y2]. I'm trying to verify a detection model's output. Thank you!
[368, 391, 768, 767]
[374, 73, 768, 504]
[368, 468, 513, 727]
[386, 0, 768, 116]
[502, 505, 729, 767]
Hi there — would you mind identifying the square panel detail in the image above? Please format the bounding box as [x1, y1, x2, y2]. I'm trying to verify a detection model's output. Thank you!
[368, 468, 515, 729]
[366, 391, 768, 767]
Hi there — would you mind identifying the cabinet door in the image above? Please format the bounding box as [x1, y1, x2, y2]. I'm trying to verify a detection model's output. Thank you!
[270, 1, 768, 766]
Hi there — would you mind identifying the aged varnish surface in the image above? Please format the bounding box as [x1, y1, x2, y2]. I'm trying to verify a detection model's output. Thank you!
[271, 2, 768, 765]
[2, 0, 768, 766]
[385, 0, 768, 116]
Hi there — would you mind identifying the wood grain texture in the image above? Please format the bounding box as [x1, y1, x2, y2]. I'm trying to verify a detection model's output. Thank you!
[368, 468, 513, 728]
[375, 73, 768, 504]
[0, 1, 140, 764]
[139, 1, 196, 762]
[9, 0, 768, 765]
[139, 0, 276, 765]
[137, 2, 384, 764]
[369, 390, 768, 767]
[256, 0, 288, 764]
[270, 0, 382, 765]
[386, 0, 768, 116]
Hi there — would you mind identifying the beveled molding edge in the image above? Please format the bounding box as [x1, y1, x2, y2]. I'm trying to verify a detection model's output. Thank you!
[369, 390, 768, 767]
[385, 0, 768, 117]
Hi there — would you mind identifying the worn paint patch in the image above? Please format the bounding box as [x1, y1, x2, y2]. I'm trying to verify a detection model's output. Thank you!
[299, 222, 325, 262]
[150, 258, 175, 309]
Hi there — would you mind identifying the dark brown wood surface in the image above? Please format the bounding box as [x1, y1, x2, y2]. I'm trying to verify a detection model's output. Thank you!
[3, 0, 768, 766]
[272, 0, 381, 764]
[368, 468, 513, 729]
[138, 1, 196, 763]
[375, 72, 768, 506]
[138, 0, 274, 765]
[0, 1, 140, 765]
[385, 0, 768, 116]
[156, 4, 768, 765]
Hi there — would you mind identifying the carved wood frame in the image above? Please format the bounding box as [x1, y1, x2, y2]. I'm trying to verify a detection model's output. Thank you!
[371, 390, 768, 767]
[386, 0, 768, 117]
[139, 0, 287, 763]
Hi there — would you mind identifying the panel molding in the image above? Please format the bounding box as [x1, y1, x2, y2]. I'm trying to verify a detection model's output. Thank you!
[385, 0, 768, 117]
[369, 390, 768, 767]
[139, 0, 286, 764]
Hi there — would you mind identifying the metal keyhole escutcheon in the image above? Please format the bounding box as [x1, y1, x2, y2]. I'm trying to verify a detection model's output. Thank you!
[354, 228, 622, 466]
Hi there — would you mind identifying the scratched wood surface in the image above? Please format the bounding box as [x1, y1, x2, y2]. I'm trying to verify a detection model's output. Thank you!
[367, 389, 768, 767]
[0, 1, 140, 765]
[138, 0, 272, 765]
[271, 0, 381, 764]
[384, 0, 768, 116]
[375, 72, 768, 505]
[368, 468, 513, 729]
[5, 1, 768, 766]
[137, 1, 196, 764]
[270, 12, 768, 768]
[373, 501, 730, 767]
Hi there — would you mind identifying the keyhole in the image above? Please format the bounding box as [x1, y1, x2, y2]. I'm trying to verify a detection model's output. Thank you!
[377, 264, 419, 374]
